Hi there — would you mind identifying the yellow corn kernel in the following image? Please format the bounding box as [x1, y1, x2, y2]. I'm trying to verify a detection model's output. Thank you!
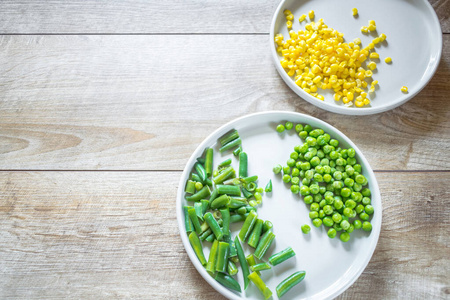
[308, 10, 315, 19]
[316, 94, 325, 101]
[286, 14, 294, 21]
[346, 92, 354, 101]
[385, 57, 392, 63]
[352, 8, 358, 16]
[286, 21, 293, 29]
[311, 64, 321, 74]
[353, 38, 361, 45]
[369, 86, 375, 93]
[299, 14, 307, 22]
[310, 85, 318, 92]
[287, 69, 295, 76]
[368, 62, 377, 70]
[401, 86, 408, 93]
[333, 93, 342, 101]
[355, 99, 364, 107]
[284, 9, 292, 16]
[365, 70, 373, 77]
[313, 75, 322, 83]
[371, 80, 379, 86]
[361, 26, 368, 33]
[369, 20, 376, 26]
[303, 87, 311, 93]
[370, 52, 380, 59]
[372, 37, 381, 44]
[368, 24, 376, 31]
[360, 92, 368, 98]
[379, 33, 387, 41]
[277, 46, 283, 53]
[301, 81, 308, 88]
[363, 98, 371, 105]
[342, 96, 350, 104]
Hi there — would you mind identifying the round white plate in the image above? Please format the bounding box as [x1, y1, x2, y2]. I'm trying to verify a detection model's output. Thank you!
[270, 0, 442, 115]
[177, 111, 382, 299]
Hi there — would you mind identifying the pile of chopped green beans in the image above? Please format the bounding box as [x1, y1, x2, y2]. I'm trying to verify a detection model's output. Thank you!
[183, 129, 306, 299]
[274, 122, 374, 242]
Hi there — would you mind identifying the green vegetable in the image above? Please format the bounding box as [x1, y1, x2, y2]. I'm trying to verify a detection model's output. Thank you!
[219, 129, 239, 146]
[239, 152, 248, 178]
[194, 202, 204, 221]
[276, 271, 306, 298]
[251, 262, 271, 272]
[213, 166, 235, 184]
[206, 239, 219, 273]
[184, 206, 194, 233]
[269, 247, 296, 266]
[210, 194, 230, 209]
[188, 207, 202, 234]
[233, 146, 243, 156]
[227, 260, 238, 276]
[340, 232, 350, 242]
[262, 220, 273, 233]
[276, 124, 285, 132]
[215, 241, 229, 272]
[204, 212, 223, 241]
[362, 221, 372, 231]
[248, 272, 273, 299]
[238, 210, 258, 242]
[218, 158, 232, 167]
[254, 230, 275, 260]
[235, 236, 250, 290]
[248, 219, 264, 248]
[216, 184, 241, 196]
[188, 232, 207, 266]
[215, 272, 241, 293]
[220, 208, 230, 237]
[205, 148, 214, 177]
[273, 164, 282, 174]
[185, 180, 196, 194]
[220, 137, 242, 153]
[185, 185, 211, 202]
[301, 224, 311, 234]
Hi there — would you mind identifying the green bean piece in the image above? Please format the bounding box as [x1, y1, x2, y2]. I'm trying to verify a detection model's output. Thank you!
[185, 180, 196, 194]
[262, 220, 273, 233]
[197, 157, 205, 164]
[203, 148, 213, 177]
[188, 232, 207, 266]
[242, 175, 258, 183]
[248, 219, 264, 248]
[235, 237, 250, 290]
[184, 206, 194, 233]
[216, 185, 241, 196]
[218, 158, 232, 167]
[239, 152, 248, 178]
[216, 242, 229, 273]
[245, 254, 259, 275]
[238, 210, 258, 242]
[220, 137, 242, 153]
[237, 206, 247, 215]
[194, 163, 207, 183]
[201, 199, 209, 215]
[276, 271, 306, 298]
[265, 180, 273, 192]
[269, 247, 296, 266]
[233, 146, 243, 156]
[204, 212, 223, 241]
[230, 213, 248, 223]
[213, 166, 235, 184]
[199, 228, 212, 241]
[213, 210, 222, 220]
[246, 182, 257, 192]
[211, 194, 231, 209]
[228, 240, 237, 258]
[200, 220, 210, 233]
[220, 208, 231, 237]
[185, 186, 211, 202]
[228, 197, 247, 209]
[191, 173, 204, 184]
[250, 262, 271, 272]
[209, 188, 219, 202]
[205, 178, 213, 187]
[248, 272, 273, 300]
[215, 272, 241, 293]
[194, 202, 204, 221]
[227, 260, 238, 276]
[254, 231, 275, 260]
[206, 239, 219, 273]
[219, 129, 239, 146]
[188, 207, 202, 234]
[205, 232, 215, 242]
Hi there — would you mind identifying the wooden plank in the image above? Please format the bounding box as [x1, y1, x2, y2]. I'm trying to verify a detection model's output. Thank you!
[0, 35, 449, 171]
[0, 171, 448, 299]
[0, 1, 448, 34]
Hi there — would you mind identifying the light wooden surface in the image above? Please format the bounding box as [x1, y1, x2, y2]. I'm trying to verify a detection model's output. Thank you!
[1, 1, 449, 299]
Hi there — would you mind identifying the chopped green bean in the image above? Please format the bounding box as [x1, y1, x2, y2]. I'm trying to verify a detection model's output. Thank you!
[188, 207, 202, 234]
[220, 137, 242, 153]
[251, 262, 272, 272]
[199, 228, 212, 241]
[218, 159, 232, 168]
[246, 182, 257, 192]
[248, 219, 264, 248]
[185, 180, 196, 194]
[262, 220, 273, 233]
[219, 129, 239, 146]
[205, 232, 215, 242]
[220, 208, 230, 237]
[228, 239, 237, 258]
[210, 194, 230, 209]
[276, 271, 306, 298]
[209, 189, 219, 202]
[216, 185, 241, 196]
[215, 272, 241, 292]
[227, 260, 238, 276]
[241, 187, 253, 199]
[204, 212, 223, 241]
[254, 230, 275, 260]
[184, 206, 194, 233]
[248, 272, 273, 299]
[265, 180, 272, 192]
[242, 175, 258, 183]
[194, 202, 204, 221]
[201, 199, 209, 215]
[245, 254, 259, 275]
[235, 236, 250, 290]
[230, 213, 247, 223]
[213, 166, 235, 184]
[233, 146, 243, 156]
[269, 247, 296, 266]
[216, 241, 229, 273]
[239, 152, 248, 178]
[205, 148, 214, 177]
[206, 239, 219, 273]
[194, 162, 207, 183]
[238, 210, 258, 242]
[185, 186, 211, 202]
[188, 232, 207, 266]
[228, 197, 247, 209]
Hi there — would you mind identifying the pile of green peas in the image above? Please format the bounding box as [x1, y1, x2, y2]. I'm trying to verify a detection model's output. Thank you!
[274, 122, 374, 242]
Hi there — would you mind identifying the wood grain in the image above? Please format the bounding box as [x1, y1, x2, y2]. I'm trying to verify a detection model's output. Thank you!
[0, 171, 448, 299]
[0, 35, 449, 171]
[0, 0, 448, 34]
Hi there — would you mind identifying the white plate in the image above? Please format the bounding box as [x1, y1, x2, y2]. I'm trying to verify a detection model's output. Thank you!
[270, 0, 442, 115]
[177, 111, 382, 299]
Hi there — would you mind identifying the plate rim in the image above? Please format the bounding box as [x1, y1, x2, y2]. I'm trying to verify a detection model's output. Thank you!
[176, 111, 382, 299]
[269, 0, 443, 115]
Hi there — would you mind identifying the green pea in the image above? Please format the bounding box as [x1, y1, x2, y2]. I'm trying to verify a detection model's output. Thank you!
[319, 199, 327, 208]
[195, 182, 203, 191]
[355, 174, 365, 184]
[334, 199, 343, 210]
[317, 149, 325, 159]
[365, 205, 374, 215]
[328, 228, 337, 238]
[340, 149, 348, 159]
[353, 164, 362, 173]
[333, 180, 344, 189]
[330, 151, 339, 160]
[362, 188, 371, 197]
[323, 216, 334, 227]
[314, 194, 322, 203]
[340, 220, 350, 231]
[353, 219, 362, 229]
[323, 174, 332, 182]
[326, 183, 334, 192]
[343, 207, 352, 217]
[310, 184, 320, 194]
[325, 195, 334, 205]
[300, 186, 310, 196]
[313, 173, 323, 182]
[299, 143, 309, 153]
[347, 148, 356, 157]
[347, 157, 357, 165]
[312, 218, 322, 227]
[342, 172, 349, 180]
[309, 211, 319, 219]
[329, 160, 336, 168]
[304, 124, 312, 132]
[291, 185, 300, 194]
[351, 192, 363, 202]
[336, 158, 346, 166]
[310, 203, 320, 212]
[319, 210, 325, 219]
[306, 137, 317, 146]
[282, 174, 291, 183]
[310, 156, 320, 167]
[291, 176, 300, 185]
[333, 171, 343, 180]
[273, 164, 282, 174]
[359, 212, 370, 221]
[299, 131, 308, 139]
[300, 162, 311, 171]
[362, 221, 372, 231]
[290, 152, 299, 160]
[345, 165, 355, 176]
[362, 197, 371, 206]
[295, 124, 304, 133]
[292, 168, 300, 177]
[283, 166, 291, 174]
[287, 158, 296, 167]
[302, 178, 311, 186]
[332, 213, 342, 223]
[276, 124, 285, 132]
[355, 204, 365, 214]
[285, 121, 293, 130]
[340, 232, 350, 242]
[353, 183, 362, 192]
[317, 135, 327, 146]
[323, 205, 333, 215]
[341, 187, 351, 197]
[304, 195, 313, 204]
[301, 224, 310, 234]
[346, 224, 355, 233]
[333, 223, 343, 231]
[315, 165, 324, 174]
[299, 170, 305, 178]
[304, 152, 313, 161]
[323, 145, 333, 154]
[319, 186, 327, 194]
[329, 139, 339, 147]
[345, 200, 356, 209]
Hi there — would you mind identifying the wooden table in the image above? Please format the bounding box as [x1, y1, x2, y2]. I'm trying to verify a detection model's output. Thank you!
[1, 1, 449, 299]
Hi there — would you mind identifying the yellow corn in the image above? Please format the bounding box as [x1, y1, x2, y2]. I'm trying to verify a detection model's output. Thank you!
[368, 62, 377, 70]
[401, 86, 408, 93]
[353, 38, 361, 45]
[379, 33, 387, 41]
[286, 14, 294, 21]
[308, 10, 315, 19]
[361, 26, 368, 33]
[333, 93, 342, 101]
[369, 52, 379, 59]
[365, 70, 373, 77]
[316, 95, 325, 101]
[286, 21, 293, 29]
[352, 8, 358, 16]
[284, 9, 292, 16]
[299, 14, 307, 22]
[385, 57, 392, 63]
